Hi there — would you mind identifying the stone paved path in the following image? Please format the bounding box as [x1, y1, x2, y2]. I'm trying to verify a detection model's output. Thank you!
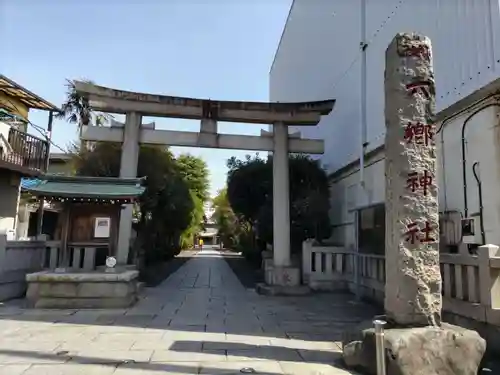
[0, 250, 378, 374]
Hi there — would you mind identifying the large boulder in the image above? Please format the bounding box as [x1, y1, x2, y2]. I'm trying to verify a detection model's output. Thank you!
[342, 322, 486, 375]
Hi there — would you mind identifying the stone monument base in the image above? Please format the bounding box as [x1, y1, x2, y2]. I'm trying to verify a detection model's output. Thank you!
[26, 270, 140, 309]
[256, 264, 310, 296]
[342, 319, 486, 375]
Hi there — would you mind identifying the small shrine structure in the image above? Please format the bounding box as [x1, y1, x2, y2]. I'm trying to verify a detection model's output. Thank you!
[23, 175, 146, 309]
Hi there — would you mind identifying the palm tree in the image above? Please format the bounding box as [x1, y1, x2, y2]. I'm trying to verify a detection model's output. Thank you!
[57, 79, 113, 129]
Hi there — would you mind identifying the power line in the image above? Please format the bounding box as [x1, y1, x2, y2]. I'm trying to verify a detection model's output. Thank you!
[1, 96, 73, 156]
[330, 0, 407, 92]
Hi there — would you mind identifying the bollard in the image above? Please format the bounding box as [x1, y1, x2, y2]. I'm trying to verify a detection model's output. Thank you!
[374, 319, 387, 375]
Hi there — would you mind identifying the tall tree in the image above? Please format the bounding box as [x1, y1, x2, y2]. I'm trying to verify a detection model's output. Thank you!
[70, 141, 195, 263]
[226, 154, 332, 254]
[175, 154, 210, 247]
[57, 79, 112, 129]
[176, 154, 210, 202]
[212, 188, 238, 246]
[226, 154, 271, 225]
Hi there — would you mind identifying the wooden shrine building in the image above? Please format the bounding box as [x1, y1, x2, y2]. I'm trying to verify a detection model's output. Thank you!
[23, 175, 145, 270]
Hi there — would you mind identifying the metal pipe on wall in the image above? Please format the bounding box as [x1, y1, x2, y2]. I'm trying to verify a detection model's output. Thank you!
[472, 162, 486, 245]
[359, 0, 368, 199]
[374, 319, 387, 375]
[437, 94, 497, 213]
[460, 102, 500, 219]
[36, 111, 54, 236]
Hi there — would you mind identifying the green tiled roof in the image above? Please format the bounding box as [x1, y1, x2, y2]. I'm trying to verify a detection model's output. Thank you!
[24, 175, 146, 199]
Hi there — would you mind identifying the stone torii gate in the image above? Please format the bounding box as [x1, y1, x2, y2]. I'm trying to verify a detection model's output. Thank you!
[74, 81, 335, 291]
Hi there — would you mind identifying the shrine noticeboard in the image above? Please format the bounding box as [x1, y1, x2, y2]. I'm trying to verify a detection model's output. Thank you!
[94, 217, 111, 239]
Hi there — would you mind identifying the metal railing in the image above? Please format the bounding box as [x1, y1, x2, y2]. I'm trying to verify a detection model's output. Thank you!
[1, 127, 49, 172]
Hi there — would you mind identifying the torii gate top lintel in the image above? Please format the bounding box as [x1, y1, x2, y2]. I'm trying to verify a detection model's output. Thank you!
[74, 81, 335, 126]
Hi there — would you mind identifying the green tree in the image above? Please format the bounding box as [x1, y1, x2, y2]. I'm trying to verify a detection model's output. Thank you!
[56, 79, 112, 129]
[179, 191, 204, 249]
[211, 188, 238, 247]
[176, 154, 210, 202]
[226, 154, 331, 256]
[174, 154, 209, 248]
[226, 154, 271, 225]
[70, 141, 194, 265]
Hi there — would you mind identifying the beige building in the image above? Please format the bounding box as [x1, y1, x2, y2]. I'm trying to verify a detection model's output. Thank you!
[17, 153, 73, 239]
[0, 75, 59, 239]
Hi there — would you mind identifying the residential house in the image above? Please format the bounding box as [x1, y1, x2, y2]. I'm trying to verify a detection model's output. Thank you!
[18, 153, 74, 239]
[0, 75, 58, 239]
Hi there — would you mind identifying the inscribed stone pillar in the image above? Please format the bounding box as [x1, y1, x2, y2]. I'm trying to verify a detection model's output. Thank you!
[384, 33, 442, 326]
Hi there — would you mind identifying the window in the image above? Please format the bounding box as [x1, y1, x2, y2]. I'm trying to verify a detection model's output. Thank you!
[358, 203, 385, 255]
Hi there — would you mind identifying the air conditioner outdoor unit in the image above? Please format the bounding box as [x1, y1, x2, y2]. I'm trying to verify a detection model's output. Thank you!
[461, 215, 482, 244]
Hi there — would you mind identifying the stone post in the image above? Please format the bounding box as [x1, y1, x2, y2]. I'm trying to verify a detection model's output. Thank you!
[343, 34, 486, 375]
[116, 112, 141, 265]
[384, 33, 442, 327]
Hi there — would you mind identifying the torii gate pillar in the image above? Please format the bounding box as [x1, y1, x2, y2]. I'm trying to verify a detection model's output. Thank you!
[116, 112, 141, 265]
[272, 122, 291, 268]
[257, 121, 309, 296]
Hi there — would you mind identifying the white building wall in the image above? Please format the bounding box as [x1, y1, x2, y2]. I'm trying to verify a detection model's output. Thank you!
[270, 0, 500, 248]
[270, 0, 500, 171]
[330, 100, 500, 249]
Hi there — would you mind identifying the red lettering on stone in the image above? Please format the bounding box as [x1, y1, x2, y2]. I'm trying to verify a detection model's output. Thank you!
[400, 44, 431, 61]
[404, 222, 420, 244]
[406, 170, 433, 196]
[405, 80, 432, 99]
[404, 122, 434, 146]
[404, 221, 436, 244]
[420, 221, 436, 243]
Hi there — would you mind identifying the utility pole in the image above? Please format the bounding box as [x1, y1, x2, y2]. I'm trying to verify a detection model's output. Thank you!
[36, 111, 54, 236]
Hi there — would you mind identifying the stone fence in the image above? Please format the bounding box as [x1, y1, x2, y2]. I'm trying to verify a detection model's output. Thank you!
[302, 239, 500, 351]
[43, 241, 106, 271]
[0, 236, 106, 301]
[0, 234, 46, 301]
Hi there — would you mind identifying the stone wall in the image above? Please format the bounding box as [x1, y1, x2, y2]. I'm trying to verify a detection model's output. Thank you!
[0, 234, 45, 301]
[26, 270, 139, 309]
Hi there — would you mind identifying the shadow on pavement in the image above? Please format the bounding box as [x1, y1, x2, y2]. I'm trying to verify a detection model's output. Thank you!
[0, 349, 284, 374]
[140, 251, 196, 287]
[169, 340, 343, 365]
[217, 251, 264, 289]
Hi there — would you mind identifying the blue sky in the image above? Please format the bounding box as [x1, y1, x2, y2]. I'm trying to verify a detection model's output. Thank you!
[1, 0, 291, 197]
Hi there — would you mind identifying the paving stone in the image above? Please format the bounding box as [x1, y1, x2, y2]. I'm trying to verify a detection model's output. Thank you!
[150, 349, 226, 362]
[279, 361, 358, 375]
[69, 350, 153, 364]
[0, 365, 31, 375]
[199, 360, 284, 374]
[0, 352, 68, 364]
[0, 250, 378, 374]
[22, 363, 116, 374]
[113, 361, 200, 374]
[227, 347, 302, 362]
[95, 332, 164, 343]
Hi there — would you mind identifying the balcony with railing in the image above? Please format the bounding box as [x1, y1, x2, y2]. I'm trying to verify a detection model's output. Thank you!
[0, 125, 49, 175]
